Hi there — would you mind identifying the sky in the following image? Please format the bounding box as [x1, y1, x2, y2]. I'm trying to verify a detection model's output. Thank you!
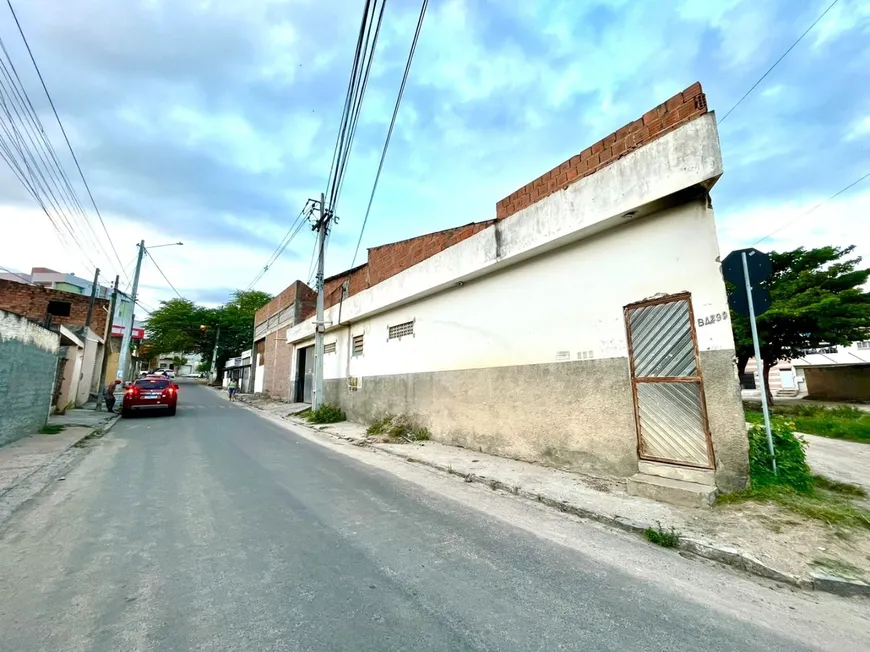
[0, 0, 868, 315]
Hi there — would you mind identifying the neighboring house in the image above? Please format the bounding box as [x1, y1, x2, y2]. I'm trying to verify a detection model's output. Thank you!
[0, 279, 110, 409]
[261, 83, 749, 496]
[744, 340, 870, 401]
[0, 266, 111, 299]
[150, 352, 203, 376]
[252, 281, 317, 396]
[222, 350, 252, 390]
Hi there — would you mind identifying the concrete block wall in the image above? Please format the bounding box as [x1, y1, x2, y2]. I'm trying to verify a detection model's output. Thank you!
[0, 310, 60, 446]
[496, 82, 708, 220]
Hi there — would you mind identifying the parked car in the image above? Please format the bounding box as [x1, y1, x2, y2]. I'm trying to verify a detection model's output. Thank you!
[122, 377, 179, 417]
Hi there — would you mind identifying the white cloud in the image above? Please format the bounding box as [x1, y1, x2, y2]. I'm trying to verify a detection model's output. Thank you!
[715, 188, 870, 263]
[844, 114, 870, 141]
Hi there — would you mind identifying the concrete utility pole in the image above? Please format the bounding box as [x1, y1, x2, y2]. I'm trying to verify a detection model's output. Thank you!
[209, 324, 221, 385]
[95, 275, 119, 411]
[312, 193, 332, 411]
[85, 268, 99, 330]
[117, 240, 145, 383]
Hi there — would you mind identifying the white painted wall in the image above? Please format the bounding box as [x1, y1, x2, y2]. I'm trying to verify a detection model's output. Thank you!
[0, 310, 59, 352]
[286, 200, 733, 384]
[254, 354, 265, 393]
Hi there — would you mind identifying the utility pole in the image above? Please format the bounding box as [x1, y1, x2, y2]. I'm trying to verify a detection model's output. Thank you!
[85, 268, 100, 330]
[95, 275, 119, 411]
[117, 240, 145, 383]
[209, 324, 221, 385]
[312, 192, 333, 410]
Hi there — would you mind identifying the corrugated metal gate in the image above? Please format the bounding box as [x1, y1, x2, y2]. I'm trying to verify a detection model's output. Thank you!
[624, 293, 714, 469]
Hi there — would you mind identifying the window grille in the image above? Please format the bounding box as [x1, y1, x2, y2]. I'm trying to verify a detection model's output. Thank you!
[388, 320, 414, 340]
[324, 342, 336, 354]
[352, 335, 364, 356]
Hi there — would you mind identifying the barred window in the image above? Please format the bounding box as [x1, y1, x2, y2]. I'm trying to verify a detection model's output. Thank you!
[352, 335, 364, 356]
[254, 321, 267, 339]
[324, 341, 336, 354]
[388, 320, 414, 340]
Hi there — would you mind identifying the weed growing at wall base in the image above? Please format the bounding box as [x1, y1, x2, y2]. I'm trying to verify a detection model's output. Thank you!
[367, 414, 431, 443]
[39, 424, 65, 435]
[306, 404, 346, 424]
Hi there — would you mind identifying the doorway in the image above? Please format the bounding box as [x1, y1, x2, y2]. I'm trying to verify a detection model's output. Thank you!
[624, 293, 714, 469]
[295, 345, 315, 403]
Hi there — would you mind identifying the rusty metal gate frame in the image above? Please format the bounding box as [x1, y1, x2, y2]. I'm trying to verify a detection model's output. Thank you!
[623, 292, 716, 470]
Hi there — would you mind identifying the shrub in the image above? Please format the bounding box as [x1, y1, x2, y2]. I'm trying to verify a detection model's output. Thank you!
[747, 420, 813, 493]
[366, 414, 431, 442]
[644, 523, 680, 548]
[306, 403, 346, 424]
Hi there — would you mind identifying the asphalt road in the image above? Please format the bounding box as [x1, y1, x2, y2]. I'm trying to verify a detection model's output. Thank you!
[0, 381, 867, 652]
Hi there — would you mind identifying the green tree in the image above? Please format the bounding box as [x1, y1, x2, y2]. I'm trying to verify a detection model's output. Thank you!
[142, 299, 210, 355]
[730, 245, 870, 404]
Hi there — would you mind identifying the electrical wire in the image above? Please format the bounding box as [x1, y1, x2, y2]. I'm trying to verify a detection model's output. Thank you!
[0, 264, 33, 284]
[244, 202, 313, 290]
[719, 0, 840, 124]
[4, 0, 129, 283]
[144, 248, 184, 300]
[350, 0, 428, 268]
[751, 170, 870, 246]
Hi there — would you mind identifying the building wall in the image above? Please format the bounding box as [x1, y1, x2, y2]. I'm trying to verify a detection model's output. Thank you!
[253, 281, 317, 398]
[75, 329, 102, 406]
[804, 366, 870, 402]
[297, 200, 746, 489]
[0, 279, 109, 335]
[0, 310, 59, 446]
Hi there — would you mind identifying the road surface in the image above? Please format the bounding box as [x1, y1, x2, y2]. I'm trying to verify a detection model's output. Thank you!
[0, 381, 867, 651]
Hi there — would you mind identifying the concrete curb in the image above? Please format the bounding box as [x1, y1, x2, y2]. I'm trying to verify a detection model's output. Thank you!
[237, 399, 865, 599]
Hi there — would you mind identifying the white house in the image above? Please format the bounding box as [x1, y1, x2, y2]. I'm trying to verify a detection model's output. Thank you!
[277, 83, 748, 500]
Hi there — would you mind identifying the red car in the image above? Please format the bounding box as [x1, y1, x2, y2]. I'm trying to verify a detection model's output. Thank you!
[122, 376, 179, 417]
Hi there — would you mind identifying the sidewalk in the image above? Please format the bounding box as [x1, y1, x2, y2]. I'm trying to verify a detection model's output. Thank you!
[0, 409, 119, 527]
[230, 391, 870, 597]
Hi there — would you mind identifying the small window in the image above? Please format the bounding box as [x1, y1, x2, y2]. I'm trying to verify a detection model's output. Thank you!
[47, 300, 71, 317]
[352, 334, 364, 356]
[388, 320, 414, 340]
[324, 342, 336, 354]
[858, 340, 870, 350]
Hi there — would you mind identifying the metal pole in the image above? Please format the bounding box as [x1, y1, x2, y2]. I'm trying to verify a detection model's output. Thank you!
[209, 324, 221, 384]
[313, 193, 327, 410]
[742, 251, 777, 475]
[95, 275, 119, 411]
[85, 268, 99, 329]
[116, 240, 145, 383]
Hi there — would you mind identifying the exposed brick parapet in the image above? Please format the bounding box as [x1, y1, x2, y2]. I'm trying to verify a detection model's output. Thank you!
[0, 279, 109, 336]
[495, 82, 709, 221]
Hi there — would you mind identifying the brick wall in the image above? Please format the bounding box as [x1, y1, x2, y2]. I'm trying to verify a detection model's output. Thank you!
[0, 310, 60, 446]
[254, 280, 315, 327]
[0, 279, 110, 336]
[316, 221, 496, 313]
[495, 82, 709, 221]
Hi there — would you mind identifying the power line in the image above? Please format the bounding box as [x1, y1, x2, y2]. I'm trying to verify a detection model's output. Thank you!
[719, 0, 840, 124]
[144, 248, 184, 300]
[5, 0, 129, 283]
[0, 264, 33, 284]
[351, 0, 428, 268]
[245, 203, 314, 290]
[752, 170, 870, 246]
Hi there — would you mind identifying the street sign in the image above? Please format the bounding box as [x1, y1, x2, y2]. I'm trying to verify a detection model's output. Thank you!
[722, 247, 778, 475]
[722, 248, 772, 317]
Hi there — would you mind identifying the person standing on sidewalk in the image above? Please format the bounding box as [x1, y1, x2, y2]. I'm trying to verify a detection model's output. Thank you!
[105, 380, 120, 413]
[228, 378, 238, 402]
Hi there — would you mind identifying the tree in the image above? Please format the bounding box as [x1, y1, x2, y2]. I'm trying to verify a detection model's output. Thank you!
[730, 245, 870, 404]
[144, 290, 271, 381]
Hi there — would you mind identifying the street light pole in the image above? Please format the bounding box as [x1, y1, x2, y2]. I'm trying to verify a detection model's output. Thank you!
[313, 192, 331, 410]
[116, 240, 144, 382]
[209, 323, 221, 384]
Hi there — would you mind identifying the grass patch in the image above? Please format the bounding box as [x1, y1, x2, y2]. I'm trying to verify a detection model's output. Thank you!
[366, 414, 431, 443]
[718, 485, 870, 529]
[745, 403, 870, 443]
[811, 557, 866, 581]
[39, 424, 65, 435]
[644, 523, 680, 548]
[813, 474, 867, 498]
[305, 404, 346, 424]
[718, 420, 870, 530]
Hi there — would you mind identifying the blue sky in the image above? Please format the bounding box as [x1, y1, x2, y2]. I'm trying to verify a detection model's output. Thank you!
[0, 0, 868, 312]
